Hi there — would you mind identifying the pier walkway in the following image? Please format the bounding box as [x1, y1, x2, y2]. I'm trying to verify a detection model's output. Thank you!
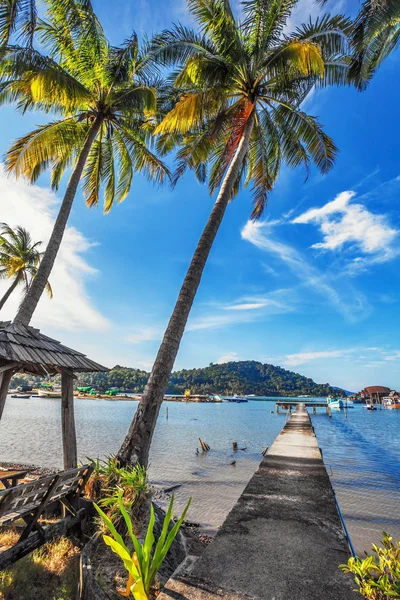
[275, 400, 332, 416]
[159, 404, 355, 600]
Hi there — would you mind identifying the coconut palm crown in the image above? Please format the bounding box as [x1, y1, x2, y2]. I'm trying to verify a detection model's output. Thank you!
[0, 0, 169, 325]
[349, 0, 400, 89]
[153, 0, 353, 219]
[0, 223, 52, 311]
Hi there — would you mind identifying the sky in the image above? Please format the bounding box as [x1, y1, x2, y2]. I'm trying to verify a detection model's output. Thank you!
[0, 0, 399, 392]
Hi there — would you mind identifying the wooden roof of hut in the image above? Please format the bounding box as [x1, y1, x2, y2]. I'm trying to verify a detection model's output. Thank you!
[0, 320, 107, 376]
[362, 386, 390, 395]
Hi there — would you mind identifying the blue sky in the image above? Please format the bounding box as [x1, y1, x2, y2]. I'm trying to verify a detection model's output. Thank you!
[0, 0, 399, 392]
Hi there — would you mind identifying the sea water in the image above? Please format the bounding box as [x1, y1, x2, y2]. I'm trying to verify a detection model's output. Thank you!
[0, 396, 399, 551]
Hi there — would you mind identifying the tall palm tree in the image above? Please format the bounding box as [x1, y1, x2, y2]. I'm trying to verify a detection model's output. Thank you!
[117, 0, 352, 466]
[348, 0, 400, 88]
[0, 223, 52, 311]
[0, 0, 169, 326]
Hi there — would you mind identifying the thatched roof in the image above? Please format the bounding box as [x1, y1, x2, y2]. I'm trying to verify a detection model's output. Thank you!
[0, 321, 108, 376]
[362, 386, 390, 395]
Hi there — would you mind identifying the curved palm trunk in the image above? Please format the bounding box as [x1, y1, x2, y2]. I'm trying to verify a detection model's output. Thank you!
[14, 116, 102, 327]
[118, 113, 255, 467]
[0, 275, 20, 311]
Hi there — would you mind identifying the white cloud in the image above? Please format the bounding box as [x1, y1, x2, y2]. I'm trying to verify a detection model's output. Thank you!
[0, 166, 109, 331]
[217, 352, 238, 364]
[293, 190, 398, 260]
[125, 327, 161, 344]
[224, 300, 278, 311]
[241, 220, 370, 322]
[187, 292, 293, 331]
[282, 350, 345, 367]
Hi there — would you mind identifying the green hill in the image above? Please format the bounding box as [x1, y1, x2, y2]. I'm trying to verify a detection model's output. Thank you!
[12, 360, 340, 397]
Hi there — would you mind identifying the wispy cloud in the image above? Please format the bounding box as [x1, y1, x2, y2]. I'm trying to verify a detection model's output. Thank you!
[125, 328, 161, 344]
[280, 350, 346, 367]
[241, 220, 370, 322]
[293, 190, 398, 262]
[217, 352, 238, 364]
[0, 166, 109, 332]
[187, 291, 294, 331]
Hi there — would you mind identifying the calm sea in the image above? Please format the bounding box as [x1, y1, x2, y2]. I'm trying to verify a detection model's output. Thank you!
[0, 396, 399, 552]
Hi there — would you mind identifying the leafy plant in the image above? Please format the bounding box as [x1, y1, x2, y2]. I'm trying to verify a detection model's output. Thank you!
[86, 457, 148, 528]
[95, 493, 191, 600]
[340, 533, 400, 599]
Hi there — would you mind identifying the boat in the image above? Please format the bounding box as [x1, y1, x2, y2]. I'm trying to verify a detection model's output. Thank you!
[230, 395, 249, 403]
[384, 396, 400, 409]
[11, 393, 32, 398]
[38, 387, 62, 398]
[327, 396, 346, 409]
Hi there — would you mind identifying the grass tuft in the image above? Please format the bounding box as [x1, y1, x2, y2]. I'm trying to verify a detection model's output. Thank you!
[0, 536, 80, 600]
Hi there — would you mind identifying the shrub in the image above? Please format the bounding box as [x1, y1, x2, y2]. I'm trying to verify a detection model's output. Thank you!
[340, 533, 400, 599]
[85, 457, 148, 529]
[95, 493, 191, 600]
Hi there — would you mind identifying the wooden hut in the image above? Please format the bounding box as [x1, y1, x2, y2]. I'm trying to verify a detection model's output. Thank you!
[360, 385, 390, 406]
[0, 320, 108, 469]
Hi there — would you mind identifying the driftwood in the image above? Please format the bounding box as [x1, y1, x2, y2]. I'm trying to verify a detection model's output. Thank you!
[262, 446, 269, 456]
[232, 442, 238, 451]
[198, 438, 210, 452]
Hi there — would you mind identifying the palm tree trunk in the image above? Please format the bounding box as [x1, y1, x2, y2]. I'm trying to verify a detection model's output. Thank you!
[117, 112, 255, 467]
[0, 275, 20, 311]
[13, 116, 103, 327]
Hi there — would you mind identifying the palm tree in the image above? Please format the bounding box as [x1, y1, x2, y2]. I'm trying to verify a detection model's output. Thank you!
[0, 0, 169, 326]
[0, 0, 37, 46]
[348, 0, 400, 88]
[0, 223, 52, 311]
[117, 0, 352, 466]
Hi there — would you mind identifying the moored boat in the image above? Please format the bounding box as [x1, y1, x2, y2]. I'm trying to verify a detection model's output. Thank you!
[384, 396, 400, 409]
[38, 387, 62, 398]
[230, 395, 249, 403]
[327, 395, 345, 409]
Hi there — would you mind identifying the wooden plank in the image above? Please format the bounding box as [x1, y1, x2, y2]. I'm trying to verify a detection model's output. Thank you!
[0, 508, 87, 570]
[18, 475, 61, 542]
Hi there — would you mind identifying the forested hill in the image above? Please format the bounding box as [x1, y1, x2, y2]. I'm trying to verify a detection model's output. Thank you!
[12, 360, 341, 397]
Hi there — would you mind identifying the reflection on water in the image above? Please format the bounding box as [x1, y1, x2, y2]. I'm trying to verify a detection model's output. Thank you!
[0, 396, 286, 533]
[312, 405, 400, 555]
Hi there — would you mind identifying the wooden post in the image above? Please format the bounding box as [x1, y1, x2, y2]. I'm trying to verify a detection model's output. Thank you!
[0, 366, 17, 420]
[61, 372, 77, 469]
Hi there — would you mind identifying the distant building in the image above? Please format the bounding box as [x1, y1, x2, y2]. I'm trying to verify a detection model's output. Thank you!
[360, 386, 391, 401]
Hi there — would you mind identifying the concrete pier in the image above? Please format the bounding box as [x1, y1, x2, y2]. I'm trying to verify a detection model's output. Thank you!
[158, 404, 355, 600]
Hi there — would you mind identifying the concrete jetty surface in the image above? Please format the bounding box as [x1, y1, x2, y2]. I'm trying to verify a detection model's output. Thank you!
[158, 404, 355, 600]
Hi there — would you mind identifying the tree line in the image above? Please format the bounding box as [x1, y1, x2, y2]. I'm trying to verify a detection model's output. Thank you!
[12, 360, 342, 398]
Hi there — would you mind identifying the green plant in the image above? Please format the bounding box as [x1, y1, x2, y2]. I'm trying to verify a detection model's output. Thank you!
[94, 494, 191, 600]
[86, 457, 148, 528]
[340, 533, 400, 599]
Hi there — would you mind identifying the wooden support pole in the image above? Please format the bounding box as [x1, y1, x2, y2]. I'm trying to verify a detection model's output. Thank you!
[61, 372, 77, 469]
[0, 367, 16, 420]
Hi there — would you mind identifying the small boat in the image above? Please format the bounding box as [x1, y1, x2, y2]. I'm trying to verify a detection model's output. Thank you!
[38, 388, 62, 398]
[231, 395, 249, 403]
[327, 396, 345, 409]
[384, 397, 400, 409]
[365, 400, 376, 410]
[11, 393, 32, 398]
